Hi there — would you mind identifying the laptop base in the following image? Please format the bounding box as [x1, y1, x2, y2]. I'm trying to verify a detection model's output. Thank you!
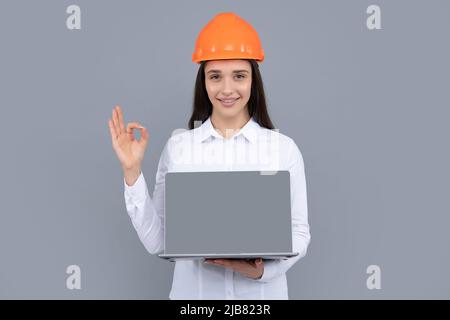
[158, 252, 298, 262]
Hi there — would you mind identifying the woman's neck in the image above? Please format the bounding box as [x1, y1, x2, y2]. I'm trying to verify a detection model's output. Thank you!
[210, 111, 251, 140]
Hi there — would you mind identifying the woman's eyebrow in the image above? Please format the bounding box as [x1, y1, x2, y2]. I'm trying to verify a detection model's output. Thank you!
[206, 69, 250, 74]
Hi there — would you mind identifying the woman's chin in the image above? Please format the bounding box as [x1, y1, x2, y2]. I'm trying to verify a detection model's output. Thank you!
[217, 109, 241, 118]
[218, 103, 242, 112]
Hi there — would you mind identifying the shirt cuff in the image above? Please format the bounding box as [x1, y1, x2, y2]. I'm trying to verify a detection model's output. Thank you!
[251, 259, 280, 283]
[123, 171, 149, 202]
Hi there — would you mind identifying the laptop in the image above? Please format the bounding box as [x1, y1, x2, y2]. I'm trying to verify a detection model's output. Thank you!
[158, 170, 299, 261]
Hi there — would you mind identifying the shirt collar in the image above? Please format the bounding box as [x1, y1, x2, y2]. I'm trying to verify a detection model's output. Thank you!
[195, 116, 260, 144]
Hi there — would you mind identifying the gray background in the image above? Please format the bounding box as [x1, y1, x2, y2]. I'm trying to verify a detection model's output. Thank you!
[0, 0, 449, 299]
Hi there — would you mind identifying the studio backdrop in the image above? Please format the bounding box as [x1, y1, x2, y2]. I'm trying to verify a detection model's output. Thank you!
[0, 0, 449, 299]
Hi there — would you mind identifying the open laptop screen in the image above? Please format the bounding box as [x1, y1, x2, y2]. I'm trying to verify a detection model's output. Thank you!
[164, 171, 293, 255]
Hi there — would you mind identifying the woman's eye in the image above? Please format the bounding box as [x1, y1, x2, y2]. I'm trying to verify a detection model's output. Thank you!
[208, 74, 246, 80]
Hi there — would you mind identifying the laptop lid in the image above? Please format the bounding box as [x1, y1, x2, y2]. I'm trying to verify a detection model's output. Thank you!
[161, 170, 294, 258]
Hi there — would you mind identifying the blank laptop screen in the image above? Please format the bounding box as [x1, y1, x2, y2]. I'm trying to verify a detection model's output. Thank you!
[164, 171, 292, 255]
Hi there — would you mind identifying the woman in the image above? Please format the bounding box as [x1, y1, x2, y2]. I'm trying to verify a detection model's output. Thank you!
[108, 12, 310, 299]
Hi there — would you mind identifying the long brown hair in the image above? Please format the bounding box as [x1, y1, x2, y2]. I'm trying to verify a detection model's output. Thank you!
[188, 59, 275, 130]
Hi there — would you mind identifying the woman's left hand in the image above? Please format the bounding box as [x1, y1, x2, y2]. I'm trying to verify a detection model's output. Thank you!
[204, 258, 264, 279]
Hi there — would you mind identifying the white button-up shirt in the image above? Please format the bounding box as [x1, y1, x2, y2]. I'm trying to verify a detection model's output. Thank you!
[123, 116, 310, 299]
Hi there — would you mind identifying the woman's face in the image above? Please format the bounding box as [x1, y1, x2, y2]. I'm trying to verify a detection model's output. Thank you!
[204, 59, 252, 120]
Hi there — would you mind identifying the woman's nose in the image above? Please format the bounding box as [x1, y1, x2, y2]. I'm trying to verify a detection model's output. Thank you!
[221, 77, 234, 94]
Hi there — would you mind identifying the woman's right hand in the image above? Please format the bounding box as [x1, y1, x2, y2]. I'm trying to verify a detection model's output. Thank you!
[108, 105, 149, 171]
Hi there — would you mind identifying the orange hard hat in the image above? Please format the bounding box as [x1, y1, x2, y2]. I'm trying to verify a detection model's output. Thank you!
[192, 12, 265, 64]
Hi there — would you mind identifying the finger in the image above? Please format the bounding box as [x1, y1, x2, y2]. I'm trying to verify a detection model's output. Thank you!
[126, 122, 146, 141]
[140, 126, 149, 143]
[206, 259, 226, 266]
[116, 105, 126, 134]
[212, 259, 226, 264]
[204, 259, 222, 266]
[126, 122, 145, 133]
[214, 259, 242, 269]
[112, 106, 122, 135]
[108, 119, 118, 143]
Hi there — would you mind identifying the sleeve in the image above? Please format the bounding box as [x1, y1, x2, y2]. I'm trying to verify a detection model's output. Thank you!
[252, 138, 311, 282]
[123, 140, 171, 255]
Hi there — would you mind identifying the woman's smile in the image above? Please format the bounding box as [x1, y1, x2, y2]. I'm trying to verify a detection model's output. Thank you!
[218, 97, 240, 108]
